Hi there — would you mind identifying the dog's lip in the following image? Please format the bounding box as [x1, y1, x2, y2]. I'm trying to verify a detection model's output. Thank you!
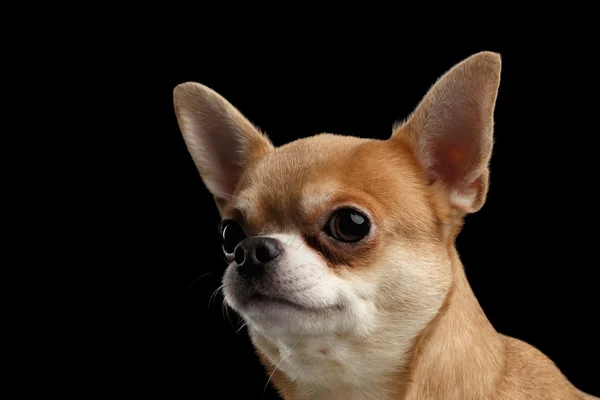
[248, 292, 343, 312]
[251, 293, 307, 309]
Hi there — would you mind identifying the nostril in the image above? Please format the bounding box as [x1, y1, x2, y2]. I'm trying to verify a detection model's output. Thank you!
[235, 237, 282, 279]
[234, 245, 245, 265]
[255, 245, 269, 263]
[255, 240, 280, 263]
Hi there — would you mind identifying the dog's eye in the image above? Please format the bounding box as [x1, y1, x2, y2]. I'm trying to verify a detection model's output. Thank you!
[219, 220, 246, 256]
[325, 208, 371, 243]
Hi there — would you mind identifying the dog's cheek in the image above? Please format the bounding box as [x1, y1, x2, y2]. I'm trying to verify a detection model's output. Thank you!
[373, 246, 451, 318]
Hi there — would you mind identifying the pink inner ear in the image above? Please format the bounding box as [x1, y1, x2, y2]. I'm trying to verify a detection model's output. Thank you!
[430, 136, 474, 187]
[213, 166, 240, 200]
[204, 130, 242, 197]
[425, 106, 484, 189]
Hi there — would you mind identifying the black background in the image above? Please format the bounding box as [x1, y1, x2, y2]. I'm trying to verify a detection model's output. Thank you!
[114, 38, 599, 398]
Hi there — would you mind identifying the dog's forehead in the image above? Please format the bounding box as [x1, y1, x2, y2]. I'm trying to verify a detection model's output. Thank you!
[232, 134, 431, 232]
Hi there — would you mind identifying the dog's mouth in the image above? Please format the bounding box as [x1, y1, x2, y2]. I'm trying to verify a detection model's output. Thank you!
[249, 292, 312, 310]
[245, 291, 344, 313]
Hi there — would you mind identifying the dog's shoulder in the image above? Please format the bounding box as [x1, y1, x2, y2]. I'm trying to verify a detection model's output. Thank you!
[495, 335, 586, 399]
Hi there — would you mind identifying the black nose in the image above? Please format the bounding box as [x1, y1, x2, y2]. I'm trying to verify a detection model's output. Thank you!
[234, 237, 282, 277]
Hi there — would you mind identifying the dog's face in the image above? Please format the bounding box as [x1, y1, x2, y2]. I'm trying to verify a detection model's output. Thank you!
[217, 134, 452, 339]
[174, 52, 501, 367]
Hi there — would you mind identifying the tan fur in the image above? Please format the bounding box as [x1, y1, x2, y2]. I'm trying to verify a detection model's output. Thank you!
[173, 52, 598, 399]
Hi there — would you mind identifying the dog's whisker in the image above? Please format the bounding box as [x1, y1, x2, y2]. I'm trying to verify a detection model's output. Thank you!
[223, 301, 234, 328]
[263, 336, 301, 396]
[235, 321, 248, 334]
[187, 272, 211, 290]
[208, 284, 228, 310]
[290, 235, 297, 248]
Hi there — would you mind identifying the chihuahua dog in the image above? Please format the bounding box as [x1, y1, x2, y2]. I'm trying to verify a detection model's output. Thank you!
[173, 52, 597, 399]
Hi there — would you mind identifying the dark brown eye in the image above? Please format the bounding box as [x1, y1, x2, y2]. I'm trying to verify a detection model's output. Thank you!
[219, 220, 246, 256]
[324, 208, 371, 243]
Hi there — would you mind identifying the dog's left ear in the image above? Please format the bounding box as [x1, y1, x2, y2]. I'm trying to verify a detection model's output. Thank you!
[173, 82, 274, 214]
[392, 51, 502, 214]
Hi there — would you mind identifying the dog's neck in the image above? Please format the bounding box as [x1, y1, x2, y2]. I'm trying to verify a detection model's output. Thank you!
[402, 247, 506, 399]
[251, 248, 506, 400]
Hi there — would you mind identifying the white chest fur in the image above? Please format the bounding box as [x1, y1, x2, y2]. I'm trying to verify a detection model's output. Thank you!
[249, 328, 407, 400]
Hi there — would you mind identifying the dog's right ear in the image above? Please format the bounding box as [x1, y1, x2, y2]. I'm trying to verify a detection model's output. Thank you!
[392, 52, 501, 215]
[173, 83, 274, 213]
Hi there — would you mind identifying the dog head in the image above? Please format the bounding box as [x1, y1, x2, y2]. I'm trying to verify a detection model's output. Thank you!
[174, 52, 501, 353]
